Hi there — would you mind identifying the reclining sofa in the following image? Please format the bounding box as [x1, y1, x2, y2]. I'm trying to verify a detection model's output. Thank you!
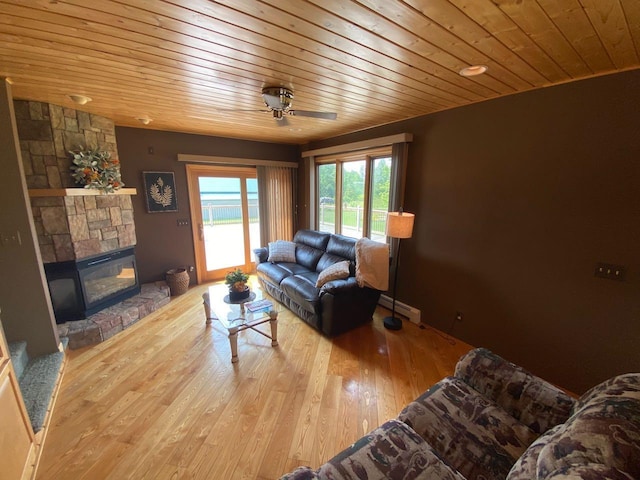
[254, 229, 382, 336]
[281, 348, 640, 480]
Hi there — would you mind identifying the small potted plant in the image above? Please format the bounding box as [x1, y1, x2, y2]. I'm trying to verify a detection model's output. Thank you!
[225, 268, 250, 301]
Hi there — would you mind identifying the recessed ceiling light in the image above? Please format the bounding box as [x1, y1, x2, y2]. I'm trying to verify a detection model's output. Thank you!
[136, 117, 152, 125]
[67, 94, 92, 105]
[459, 65, 488, 77]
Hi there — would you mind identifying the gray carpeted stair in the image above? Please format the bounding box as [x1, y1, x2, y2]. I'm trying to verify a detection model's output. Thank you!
[9, 341, 64, 433]
[9, 340, 28, 379]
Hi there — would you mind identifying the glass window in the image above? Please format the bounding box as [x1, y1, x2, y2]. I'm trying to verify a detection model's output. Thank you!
[317, 163, 336, 234]
[371, 157, 391, 242]
[315, 148, 392, 239]
[341, 160, 366, 238]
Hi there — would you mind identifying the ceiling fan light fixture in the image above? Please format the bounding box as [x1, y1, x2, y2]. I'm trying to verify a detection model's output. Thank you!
[68, 94, 92, 105]
[262, 86, 293, 112]
[459, 65, 488, 77]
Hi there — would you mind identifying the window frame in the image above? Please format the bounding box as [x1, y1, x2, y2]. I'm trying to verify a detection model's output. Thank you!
[314, 146, 392, 239]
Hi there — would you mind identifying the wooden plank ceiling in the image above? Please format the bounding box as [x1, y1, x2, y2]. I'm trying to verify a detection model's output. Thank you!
[1, 0, 639, 145]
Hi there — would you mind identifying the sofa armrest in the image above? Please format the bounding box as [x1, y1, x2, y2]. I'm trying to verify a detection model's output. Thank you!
[253, 247, 268, 264]
[455, 348, 575, 434]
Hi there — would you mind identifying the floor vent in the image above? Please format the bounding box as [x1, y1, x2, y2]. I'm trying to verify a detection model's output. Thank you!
[378, 295, 421, 324]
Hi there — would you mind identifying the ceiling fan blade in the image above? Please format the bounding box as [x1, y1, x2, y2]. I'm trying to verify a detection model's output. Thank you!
[290, 110, 337, 120]
[213, 109, 270, 113]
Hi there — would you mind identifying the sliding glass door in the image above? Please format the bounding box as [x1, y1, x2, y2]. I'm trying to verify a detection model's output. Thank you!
[186, 165, 260, 283]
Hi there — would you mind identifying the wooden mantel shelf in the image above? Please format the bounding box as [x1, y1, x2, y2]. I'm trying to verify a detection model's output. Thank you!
[28, 188, 137, 197]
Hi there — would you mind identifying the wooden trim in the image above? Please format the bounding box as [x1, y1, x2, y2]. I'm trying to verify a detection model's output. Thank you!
[185, 165, 206, 285]
[177, 154, 298, 168]
[315, 146, 392, 163]
[185, 164, 257, 284]
[301, 133, 413, 158]
[28, 188, 137, 197]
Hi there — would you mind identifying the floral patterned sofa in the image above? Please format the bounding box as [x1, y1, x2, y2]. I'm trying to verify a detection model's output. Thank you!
[280, 348, 640, 480]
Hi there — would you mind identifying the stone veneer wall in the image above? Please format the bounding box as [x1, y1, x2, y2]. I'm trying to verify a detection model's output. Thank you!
[14, 99, 136, 262]
[31, 194, 136, 263]
[14, 100, 118, 189]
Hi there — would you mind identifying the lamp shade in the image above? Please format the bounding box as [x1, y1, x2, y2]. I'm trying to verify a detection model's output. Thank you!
[386, 211, 415, 239]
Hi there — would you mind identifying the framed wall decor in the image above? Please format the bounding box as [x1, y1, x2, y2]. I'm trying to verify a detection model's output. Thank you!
[142, 171, 178, 213]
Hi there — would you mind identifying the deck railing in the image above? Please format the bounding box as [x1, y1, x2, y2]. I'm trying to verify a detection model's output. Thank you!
[201, 203, 259, 226]
[202, 203, 388, 238]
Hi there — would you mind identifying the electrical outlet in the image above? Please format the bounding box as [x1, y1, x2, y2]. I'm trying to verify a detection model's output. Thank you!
[595, 262, 626, 281]
[188, 265, 194, 272]
[455, 311, 463, 322]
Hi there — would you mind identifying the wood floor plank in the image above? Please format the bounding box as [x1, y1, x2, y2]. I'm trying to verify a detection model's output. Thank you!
[37, 281, 473, 479]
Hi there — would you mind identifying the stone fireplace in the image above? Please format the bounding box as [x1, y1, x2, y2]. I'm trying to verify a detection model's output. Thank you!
[15, 100, 170, 347]
[15, 99, 142, 322]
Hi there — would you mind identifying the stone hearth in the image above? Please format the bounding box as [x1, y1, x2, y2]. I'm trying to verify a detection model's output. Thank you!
[56, 282, 171, 349]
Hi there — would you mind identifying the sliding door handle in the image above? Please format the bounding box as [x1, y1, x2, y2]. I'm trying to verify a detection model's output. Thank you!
[198, 223, 204, 241]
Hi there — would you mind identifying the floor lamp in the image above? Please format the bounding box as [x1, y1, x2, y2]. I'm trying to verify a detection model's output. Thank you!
[384, 210, 415, 331]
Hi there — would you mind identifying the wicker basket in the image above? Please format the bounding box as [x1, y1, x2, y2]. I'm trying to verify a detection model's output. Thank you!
[166, 268, 189, 296]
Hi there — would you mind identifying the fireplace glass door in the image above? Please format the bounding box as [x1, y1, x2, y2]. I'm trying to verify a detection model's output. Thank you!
[80, 255, 137, 308]
[45, 247, 140, 323]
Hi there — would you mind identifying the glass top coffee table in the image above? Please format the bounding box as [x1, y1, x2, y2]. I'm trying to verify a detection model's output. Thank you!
[202, 283, 279, 363]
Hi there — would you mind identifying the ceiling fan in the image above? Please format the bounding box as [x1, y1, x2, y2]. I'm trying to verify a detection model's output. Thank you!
[260, 87, 337, 125]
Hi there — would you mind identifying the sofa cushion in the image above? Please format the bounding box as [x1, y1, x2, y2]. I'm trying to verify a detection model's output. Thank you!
[280, 275, 321, 313]
[325, 234, 356, 260]
[279, 466, 319, 479]
[536, 395, 640, 478]
[507, 424, 564, 479]
[294, 244, 325, 271]
[316, 252, 352, 272]
[398, 376, 539, 480]
[572, 373, 640, 415]
[508, 374, 640, 480]
[316, 261, 350, 288]
[294, 229, 331, 250]
[257, 262, 295, 285]
[455, 348, 575, 434]
[276, 262, 314, 277]
[545, 464, 635, 479]
[280, 419, 466, 480]
[268, 240, 297, 263]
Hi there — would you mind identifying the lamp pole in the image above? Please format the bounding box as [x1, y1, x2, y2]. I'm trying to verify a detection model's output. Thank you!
[383, 210, 415, 331]
[384, 237, 403, 330]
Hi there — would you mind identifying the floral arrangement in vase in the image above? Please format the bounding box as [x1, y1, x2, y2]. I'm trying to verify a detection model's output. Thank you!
[70, 147, 124, 193]
[225, 268, 249, 291]
[225, 268, 250, 301]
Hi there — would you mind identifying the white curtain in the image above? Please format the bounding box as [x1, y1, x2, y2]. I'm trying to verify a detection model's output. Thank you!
[257, 166, 296, 244]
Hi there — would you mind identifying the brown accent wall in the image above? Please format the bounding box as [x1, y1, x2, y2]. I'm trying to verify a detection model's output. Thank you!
[0, 81, 59, 355]
[115, 127, 300, 285]
[305, 70, 640, 393]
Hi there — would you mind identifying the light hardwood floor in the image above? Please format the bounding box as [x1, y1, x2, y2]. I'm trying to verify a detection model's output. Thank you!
[37, 281, 472, 479]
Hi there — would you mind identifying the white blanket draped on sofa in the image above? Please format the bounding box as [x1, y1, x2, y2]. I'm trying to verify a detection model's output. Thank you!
[355, 237, 389, 291]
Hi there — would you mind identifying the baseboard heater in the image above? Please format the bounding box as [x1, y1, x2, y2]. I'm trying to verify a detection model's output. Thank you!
[378, 295, 421, 325]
